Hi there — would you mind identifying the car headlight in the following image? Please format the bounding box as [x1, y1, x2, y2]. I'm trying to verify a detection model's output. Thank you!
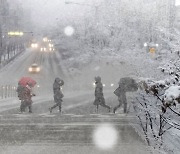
[29, 68, 32, 72]
[35, 44, 38, 48]
[31, 44, 34, 48]
[36, 67, 40, 72]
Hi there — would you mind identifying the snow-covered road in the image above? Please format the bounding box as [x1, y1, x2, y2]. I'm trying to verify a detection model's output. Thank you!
[0, 48, 162, 154]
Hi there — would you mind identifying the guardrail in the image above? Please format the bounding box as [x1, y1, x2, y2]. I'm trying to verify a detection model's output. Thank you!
[0, 85, 17, 99]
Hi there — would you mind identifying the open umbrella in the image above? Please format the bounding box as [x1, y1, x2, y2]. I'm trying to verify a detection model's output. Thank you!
[118, 77, 138, 92]
[18, 77, 36, 87]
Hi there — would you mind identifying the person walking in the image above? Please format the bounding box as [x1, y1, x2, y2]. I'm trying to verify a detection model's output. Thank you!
[49, 77, 64, 113]
[23, 82, 36, 113]
[93, 76, 110, 113]
[16, 82, 25, 113]
[113, 84, 127, 113]
[113, 77, 138, 114]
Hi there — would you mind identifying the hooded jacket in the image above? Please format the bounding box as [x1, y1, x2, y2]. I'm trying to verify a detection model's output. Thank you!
[53, 78, 61, 94]
[95, 81, 104, 98]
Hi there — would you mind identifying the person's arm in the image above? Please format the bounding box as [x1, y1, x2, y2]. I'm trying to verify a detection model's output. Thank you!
[59, 90, 64, 98]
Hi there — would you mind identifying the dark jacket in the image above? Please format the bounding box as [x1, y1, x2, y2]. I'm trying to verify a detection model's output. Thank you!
[93, 81, 105, 105]
[53, 81, 60, 94]
[95, 82, 104, 98]
[16, 84, 24, 100]
[54, 89, 64, 103]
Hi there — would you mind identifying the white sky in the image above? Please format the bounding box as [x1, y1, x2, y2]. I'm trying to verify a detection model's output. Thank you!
[19, 0, 94, 28]
[17, 0, 180, 29]
[176, 0, 180, 6]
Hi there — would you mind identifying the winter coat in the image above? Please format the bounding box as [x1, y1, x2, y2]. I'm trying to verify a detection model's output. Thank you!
[54, 89, 64, 103]
[93, 96, 105, 105]
[95, 82, 104, 98]
[94, 81, 105, 105]
[53, 80, 61, 94]
[114, 78, 138, 106]
[16, 84, 25, 100]
[114, 86, 125, 97]
[22, 85, 35, 104]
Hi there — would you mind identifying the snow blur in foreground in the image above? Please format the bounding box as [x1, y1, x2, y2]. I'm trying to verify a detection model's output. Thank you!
[64, 26, 75, 36]
[93, 123, 118, 150]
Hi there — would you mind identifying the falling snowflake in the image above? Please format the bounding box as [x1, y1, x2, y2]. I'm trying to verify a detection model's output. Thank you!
[93, 123, 118, 150]
[64, 26, 75, 36]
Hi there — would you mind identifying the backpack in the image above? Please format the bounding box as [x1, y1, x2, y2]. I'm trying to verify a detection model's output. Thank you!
[114, 87, 121, 97]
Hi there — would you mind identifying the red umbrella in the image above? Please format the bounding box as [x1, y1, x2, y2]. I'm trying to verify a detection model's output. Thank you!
[18, 77, 36, 87]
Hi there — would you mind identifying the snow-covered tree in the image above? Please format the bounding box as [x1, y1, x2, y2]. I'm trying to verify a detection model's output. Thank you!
[132, 56, 180, 152]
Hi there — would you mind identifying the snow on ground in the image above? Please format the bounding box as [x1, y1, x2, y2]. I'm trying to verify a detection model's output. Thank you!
[55, 39, 180, 154]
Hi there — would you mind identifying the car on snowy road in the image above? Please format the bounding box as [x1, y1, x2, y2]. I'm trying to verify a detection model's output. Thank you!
[28, 63, 40, 73]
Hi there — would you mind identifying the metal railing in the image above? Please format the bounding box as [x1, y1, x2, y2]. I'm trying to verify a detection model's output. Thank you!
[0, 85, 17, 99]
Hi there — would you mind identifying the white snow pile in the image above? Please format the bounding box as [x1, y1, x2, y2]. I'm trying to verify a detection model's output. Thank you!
[164, 85, 180, 103]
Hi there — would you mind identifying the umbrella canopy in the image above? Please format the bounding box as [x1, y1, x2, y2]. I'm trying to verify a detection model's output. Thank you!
[119, 77, 138, 92]
[18, 77, 36, 87]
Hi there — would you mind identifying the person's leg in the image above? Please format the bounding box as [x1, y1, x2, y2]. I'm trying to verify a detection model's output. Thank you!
[49, 103, 58, 113]
[101, 103, 111, 112]
[94, 97, 100, 113]
[29, 103, 32, 113]
[123, 102, 127, 113]
[122, 93, 127, 113]
[20, 101, 25, 112]
[93, 97, 99, 105]
[96, 105, 99, 113]
[113, 99, 122, 113]
[51, 103, 58, 109]
[58, 102, 62, 113]
[100, 97, 110, 112]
